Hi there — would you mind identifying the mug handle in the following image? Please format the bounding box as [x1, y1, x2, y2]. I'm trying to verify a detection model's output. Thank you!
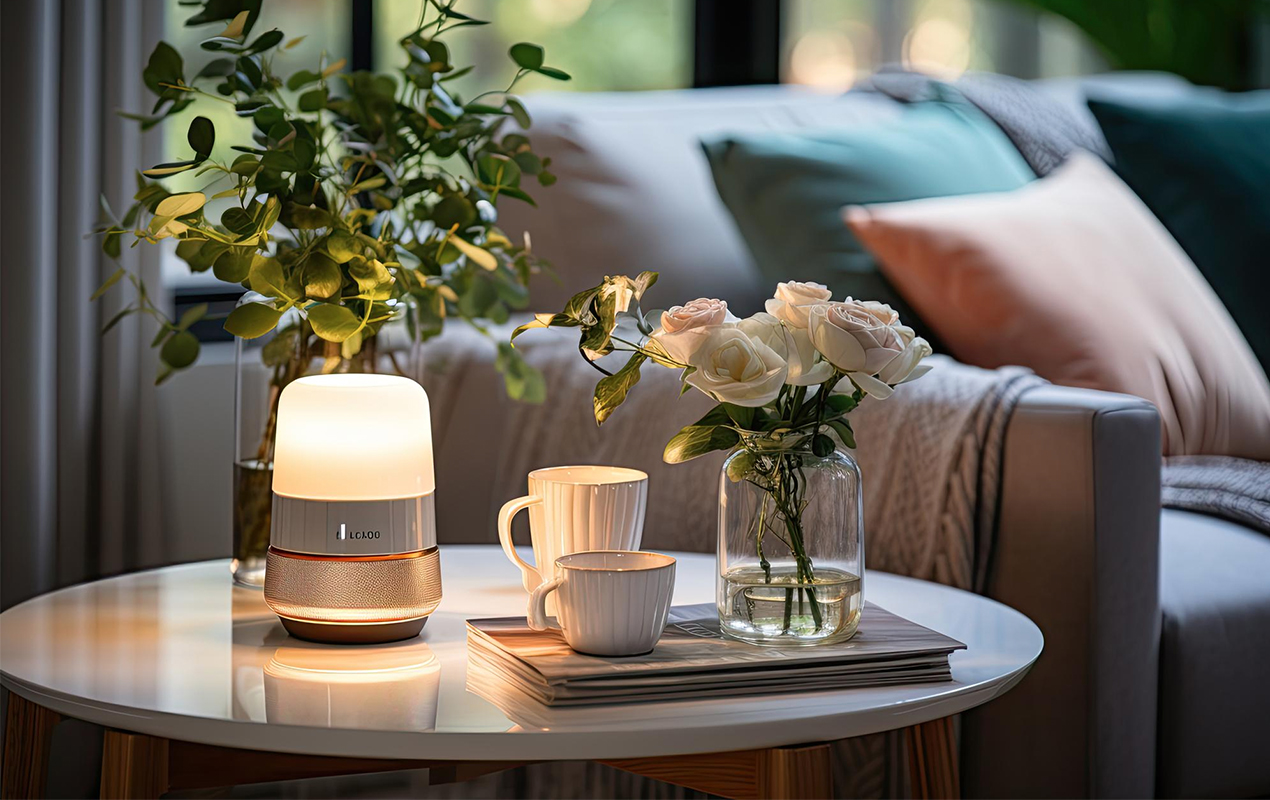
[498, 495, 543, 589]
[527, 577, 564, 632]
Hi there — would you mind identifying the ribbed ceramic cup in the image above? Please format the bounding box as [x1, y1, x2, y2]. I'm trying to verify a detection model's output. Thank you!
[527, 551, 676, 656]
[498, 466, 648, 605]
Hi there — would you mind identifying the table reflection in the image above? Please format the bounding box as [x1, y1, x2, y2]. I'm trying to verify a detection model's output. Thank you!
[263, 643, 441, 730]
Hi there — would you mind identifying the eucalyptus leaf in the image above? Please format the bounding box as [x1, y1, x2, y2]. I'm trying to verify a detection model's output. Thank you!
[213, 246, 254, 283]
[509, 43, 544, 70]
[248, 256, 293, 300]
[224, 302, 282, 339]
[532, 65, 571, 81]
[142, 160, 198, 177]
[448, 233, 498, 270]
[306, 303, 362, 342]
[91, 267, 125, 301]
[297, 87, 327, 112]
[325, 230, 362, 263]
[160, 330, 200, 369]
[301, 252, 342, 298]
[285, 69, 320, 91]
[506, 96, 531, 128]
[155, 192, 206, 218]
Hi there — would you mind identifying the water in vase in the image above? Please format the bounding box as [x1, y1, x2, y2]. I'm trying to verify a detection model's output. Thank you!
[719, 565, 862, 645]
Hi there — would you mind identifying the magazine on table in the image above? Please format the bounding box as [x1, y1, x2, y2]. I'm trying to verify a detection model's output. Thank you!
[465, 602, 965, 706]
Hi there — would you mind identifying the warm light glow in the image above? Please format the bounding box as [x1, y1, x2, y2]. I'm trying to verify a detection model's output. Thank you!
[903, 16, 972, 80]
[788, 31, 858, 92]
[272, 374, 435, 501]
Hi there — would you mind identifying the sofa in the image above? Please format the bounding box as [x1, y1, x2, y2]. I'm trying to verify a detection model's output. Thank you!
[413, 75, 1270, 798]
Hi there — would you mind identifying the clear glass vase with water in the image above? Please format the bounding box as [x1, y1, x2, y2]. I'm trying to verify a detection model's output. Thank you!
[717, 444, 864, 646]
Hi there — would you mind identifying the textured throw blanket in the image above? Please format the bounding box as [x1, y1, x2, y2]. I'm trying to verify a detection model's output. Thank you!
[849, 356, 1046, 593]
[859, 68, 1110, 175]
[1163, 456, 1270, 533]
[420, 331, 1045, 798]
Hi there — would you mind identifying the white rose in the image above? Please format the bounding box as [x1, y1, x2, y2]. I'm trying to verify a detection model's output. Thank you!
[764, 281, 833, 329]
[684, 326, 788, 407]
[808, 301, 930, 399]
[651, 298, 737, 364]
[737, 312, 835, 387]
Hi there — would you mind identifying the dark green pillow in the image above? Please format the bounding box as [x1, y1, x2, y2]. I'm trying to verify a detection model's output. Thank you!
[1088, 92, 1270, 375]
[701, 99, 1035, 345]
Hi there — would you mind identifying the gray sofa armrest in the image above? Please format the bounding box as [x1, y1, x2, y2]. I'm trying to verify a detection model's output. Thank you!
[963, 386, 1162, 799]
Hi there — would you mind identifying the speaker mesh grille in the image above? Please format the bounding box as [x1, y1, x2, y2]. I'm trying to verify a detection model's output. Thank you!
[264, 548, 442, 623]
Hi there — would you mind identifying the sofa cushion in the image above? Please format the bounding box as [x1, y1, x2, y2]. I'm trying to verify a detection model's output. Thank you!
[1088, 91, 1270, 375]
[498, 86, 901, 316]
[846, 153, 1270, 460]
[701, 98, 1033, 347]
[1158, 510, 1270, 798]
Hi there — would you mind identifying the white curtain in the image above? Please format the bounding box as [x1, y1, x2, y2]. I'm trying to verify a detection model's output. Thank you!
[2, 0, 170, 609]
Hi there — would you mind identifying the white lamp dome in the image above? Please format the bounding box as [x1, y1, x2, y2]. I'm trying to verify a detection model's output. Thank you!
[271, 374, 435, 502]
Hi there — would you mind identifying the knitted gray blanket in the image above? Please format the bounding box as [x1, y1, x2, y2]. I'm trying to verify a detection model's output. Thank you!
[860, 68, 1110, 175]
[1163, 456, 1270, 533]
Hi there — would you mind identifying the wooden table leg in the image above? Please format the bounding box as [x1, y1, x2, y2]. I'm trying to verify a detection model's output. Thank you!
[906, 716, 959, 799]
[605, 742, 833, 800]
[2, 693, 62, 800]
[100, 730, 170, 800]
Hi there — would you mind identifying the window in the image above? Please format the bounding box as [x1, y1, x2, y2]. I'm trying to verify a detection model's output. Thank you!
[373, 0, 693, 94]
[782, 0, 1106, 91]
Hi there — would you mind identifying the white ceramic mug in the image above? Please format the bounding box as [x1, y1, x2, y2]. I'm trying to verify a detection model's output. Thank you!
[528, 551, 676, 656]
[497, 466, 648, 600]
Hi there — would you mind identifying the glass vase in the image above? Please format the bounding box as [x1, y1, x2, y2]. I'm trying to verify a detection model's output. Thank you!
[717, 443, 864, 646]
[231, 308, 419, 587]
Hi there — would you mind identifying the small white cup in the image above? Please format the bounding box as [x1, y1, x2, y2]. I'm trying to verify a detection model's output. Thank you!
[528, 551, 676, 657]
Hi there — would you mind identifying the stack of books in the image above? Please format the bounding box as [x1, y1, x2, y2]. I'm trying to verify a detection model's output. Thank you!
[466, 603, 965, 707]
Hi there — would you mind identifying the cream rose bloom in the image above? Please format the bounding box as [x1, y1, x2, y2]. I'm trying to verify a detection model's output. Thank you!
[737, 312, 834, 387]
[684, 326, 788, 407]
[764, 281, 833, 329]
[808, 301, 932, 398]
[651, 298, 737, 364]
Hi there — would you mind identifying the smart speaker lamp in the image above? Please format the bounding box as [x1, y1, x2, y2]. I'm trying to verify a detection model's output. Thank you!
[263, 374, 442, 644]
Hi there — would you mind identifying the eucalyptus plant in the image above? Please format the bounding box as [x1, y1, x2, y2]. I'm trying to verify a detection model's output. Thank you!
[93, 0, 567, 402]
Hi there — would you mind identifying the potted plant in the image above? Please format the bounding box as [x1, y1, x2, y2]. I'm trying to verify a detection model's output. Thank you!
[94, 0, 566, 584]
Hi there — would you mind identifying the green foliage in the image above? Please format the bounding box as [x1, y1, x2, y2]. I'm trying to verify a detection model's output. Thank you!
[664, 423, 740, 464]
[92, 0, 567, 400]
[1001, 0, 1270, 90]
[593, 353, 645, 425]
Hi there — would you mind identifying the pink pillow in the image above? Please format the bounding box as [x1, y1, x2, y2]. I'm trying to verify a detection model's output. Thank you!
[845, 153, 1270, 460]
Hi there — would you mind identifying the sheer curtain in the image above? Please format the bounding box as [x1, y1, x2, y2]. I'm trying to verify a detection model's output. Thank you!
[1, 0, 170, 610]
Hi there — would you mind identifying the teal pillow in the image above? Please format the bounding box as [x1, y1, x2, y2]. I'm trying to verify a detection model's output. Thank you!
[702, 99, 1035, 343]
[1088, 92, 1270, 375]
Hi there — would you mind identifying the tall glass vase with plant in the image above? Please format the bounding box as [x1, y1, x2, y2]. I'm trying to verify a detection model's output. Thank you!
[91, 0, 567, 584]
[515, 277, 932, 646]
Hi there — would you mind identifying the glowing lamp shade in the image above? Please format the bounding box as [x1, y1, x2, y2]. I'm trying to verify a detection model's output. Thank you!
[272, 374, 435, 501]
[263, 373, 442, 645]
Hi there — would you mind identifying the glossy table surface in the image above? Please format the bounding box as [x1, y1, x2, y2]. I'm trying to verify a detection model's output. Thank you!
[0, 546, 1042, 761]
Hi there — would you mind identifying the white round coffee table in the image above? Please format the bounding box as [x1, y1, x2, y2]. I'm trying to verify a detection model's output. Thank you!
[0, 546, 1041, 799]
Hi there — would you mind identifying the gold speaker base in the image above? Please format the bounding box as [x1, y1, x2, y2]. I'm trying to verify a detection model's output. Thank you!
[278, 616, 428, 644]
